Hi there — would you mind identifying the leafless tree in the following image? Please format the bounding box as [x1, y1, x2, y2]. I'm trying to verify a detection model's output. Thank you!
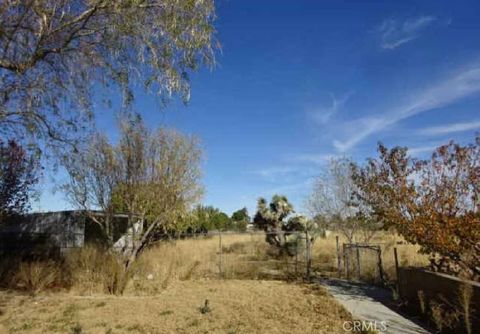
[63, 115, 203, 268]
[62, 133, 118, 246]
[307, 157, 380, 243]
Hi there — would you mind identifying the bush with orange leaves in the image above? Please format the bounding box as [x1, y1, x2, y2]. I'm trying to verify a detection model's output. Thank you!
[351, 136, 480, 280]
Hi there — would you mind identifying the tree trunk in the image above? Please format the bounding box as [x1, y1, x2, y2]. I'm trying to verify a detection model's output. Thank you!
[124, 218, 157, 271]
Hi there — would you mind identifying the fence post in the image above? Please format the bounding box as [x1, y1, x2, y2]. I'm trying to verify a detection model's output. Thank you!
[377, 246, 384, 284]
[336, 236, 341, 277]
[356, 246, 361, 280]
[295, 234, 299, 275]
[344, 244, 350, 279]
[343, 244, 348, 279]
[393, 247, 399, 280]
[305, 230, 311, 280]
[218, 231, 223, 278]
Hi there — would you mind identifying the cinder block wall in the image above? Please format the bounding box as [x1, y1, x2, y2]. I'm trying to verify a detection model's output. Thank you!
[398, 267, 480, 333]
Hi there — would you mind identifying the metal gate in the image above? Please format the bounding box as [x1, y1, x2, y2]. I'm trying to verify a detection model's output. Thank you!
[342, 243, 384, 284]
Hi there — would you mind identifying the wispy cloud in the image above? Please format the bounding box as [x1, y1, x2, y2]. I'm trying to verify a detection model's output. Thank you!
[250, 166, 297, 181]
[333, 66, 480, 152]
[407, 145, 436, 156]
[379, 16, 436, 50]
[309, 92, 353, 125]
[418, 120, 480, 136]
[293, 153, 337, 165]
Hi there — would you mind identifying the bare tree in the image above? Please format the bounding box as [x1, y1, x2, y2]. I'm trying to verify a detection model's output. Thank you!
[63, 115, 203, 268]
[62, 133, 119, 246]
[113, 117, 203, 268]
[0, 0, 217, 151]
[307, 157, 380, 243]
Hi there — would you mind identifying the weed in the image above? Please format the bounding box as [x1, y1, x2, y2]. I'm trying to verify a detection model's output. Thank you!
[15, 261, 60, 295]
[180, 260, 201, 281]
[417, 290, 426, 315]
[19, 321, 33, 330]
[387, 285, 399, 302]
[222, 242, 248, 254]
[459, 283, 473, 334]
[159, 310, 173, 316]
[63, 303, 79, 318]
[96, 301, 107, 308]
[199, 299, 211, 314]
[189, 319, 200, 327]
[430, 300, 459, 332]
[70, 323, 83, 334]
[161, 260, 175, 290]
[102, 256, 131, 295]
[127, 324, 147, 333]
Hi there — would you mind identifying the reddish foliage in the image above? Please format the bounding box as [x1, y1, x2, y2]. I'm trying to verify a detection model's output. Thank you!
[351, 137, 480, 280]
[0, 139, 39, 218]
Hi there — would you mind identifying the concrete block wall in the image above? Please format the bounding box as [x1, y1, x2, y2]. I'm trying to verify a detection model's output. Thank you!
[398, 267, 480, 333]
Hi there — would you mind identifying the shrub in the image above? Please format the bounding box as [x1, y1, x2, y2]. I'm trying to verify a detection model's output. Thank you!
[15, 261, 61, 295]
[65, 245, 131, 295]
[70, 323, 83, 334]
[222, 242, 248, 254]
[65, 245, 107, 294]
[101, 255, 131, 295]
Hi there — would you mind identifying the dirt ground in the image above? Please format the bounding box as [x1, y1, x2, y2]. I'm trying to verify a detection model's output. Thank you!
[0, 279, 352, 334]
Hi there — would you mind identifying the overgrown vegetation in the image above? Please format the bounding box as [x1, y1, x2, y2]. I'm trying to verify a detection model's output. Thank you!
[63, 115, 203, 276]
[415, 283, 475, 334]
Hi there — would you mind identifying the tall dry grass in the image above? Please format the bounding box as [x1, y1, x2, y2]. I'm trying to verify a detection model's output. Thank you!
[1, 231, 430, 295]
[59, 234, 275, 296]
[128, 233, 283, 295]
[311, 232, 429, 282]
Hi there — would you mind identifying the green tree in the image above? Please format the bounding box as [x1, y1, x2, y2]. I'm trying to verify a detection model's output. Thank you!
[231, 207, 250, 232]
[189, 205, 230, 232]
[211, 211, 230, 231]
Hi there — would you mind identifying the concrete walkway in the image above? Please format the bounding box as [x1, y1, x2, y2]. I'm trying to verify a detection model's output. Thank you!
[320, 278, 431, 334]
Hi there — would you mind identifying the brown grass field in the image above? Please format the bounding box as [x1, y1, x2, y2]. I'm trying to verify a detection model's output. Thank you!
[0, 280, 352, 334]
[0, 232, 429, 333]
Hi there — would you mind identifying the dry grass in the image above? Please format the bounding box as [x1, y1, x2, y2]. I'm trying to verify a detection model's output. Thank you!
[0, 280, 353, 334]
[311, 232, 429, 282]
[126, 234, 292, 296]
[0, 231, 432, 333]
[1, 231, 429, 296]
[14, 261, 61, 296]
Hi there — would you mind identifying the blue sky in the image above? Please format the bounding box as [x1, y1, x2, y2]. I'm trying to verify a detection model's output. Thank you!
[38, 0, 480, 216]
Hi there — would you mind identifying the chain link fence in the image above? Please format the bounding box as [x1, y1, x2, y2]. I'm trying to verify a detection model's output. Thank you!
[0, 229, 429, 286]
[143, 231, 314, 281]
